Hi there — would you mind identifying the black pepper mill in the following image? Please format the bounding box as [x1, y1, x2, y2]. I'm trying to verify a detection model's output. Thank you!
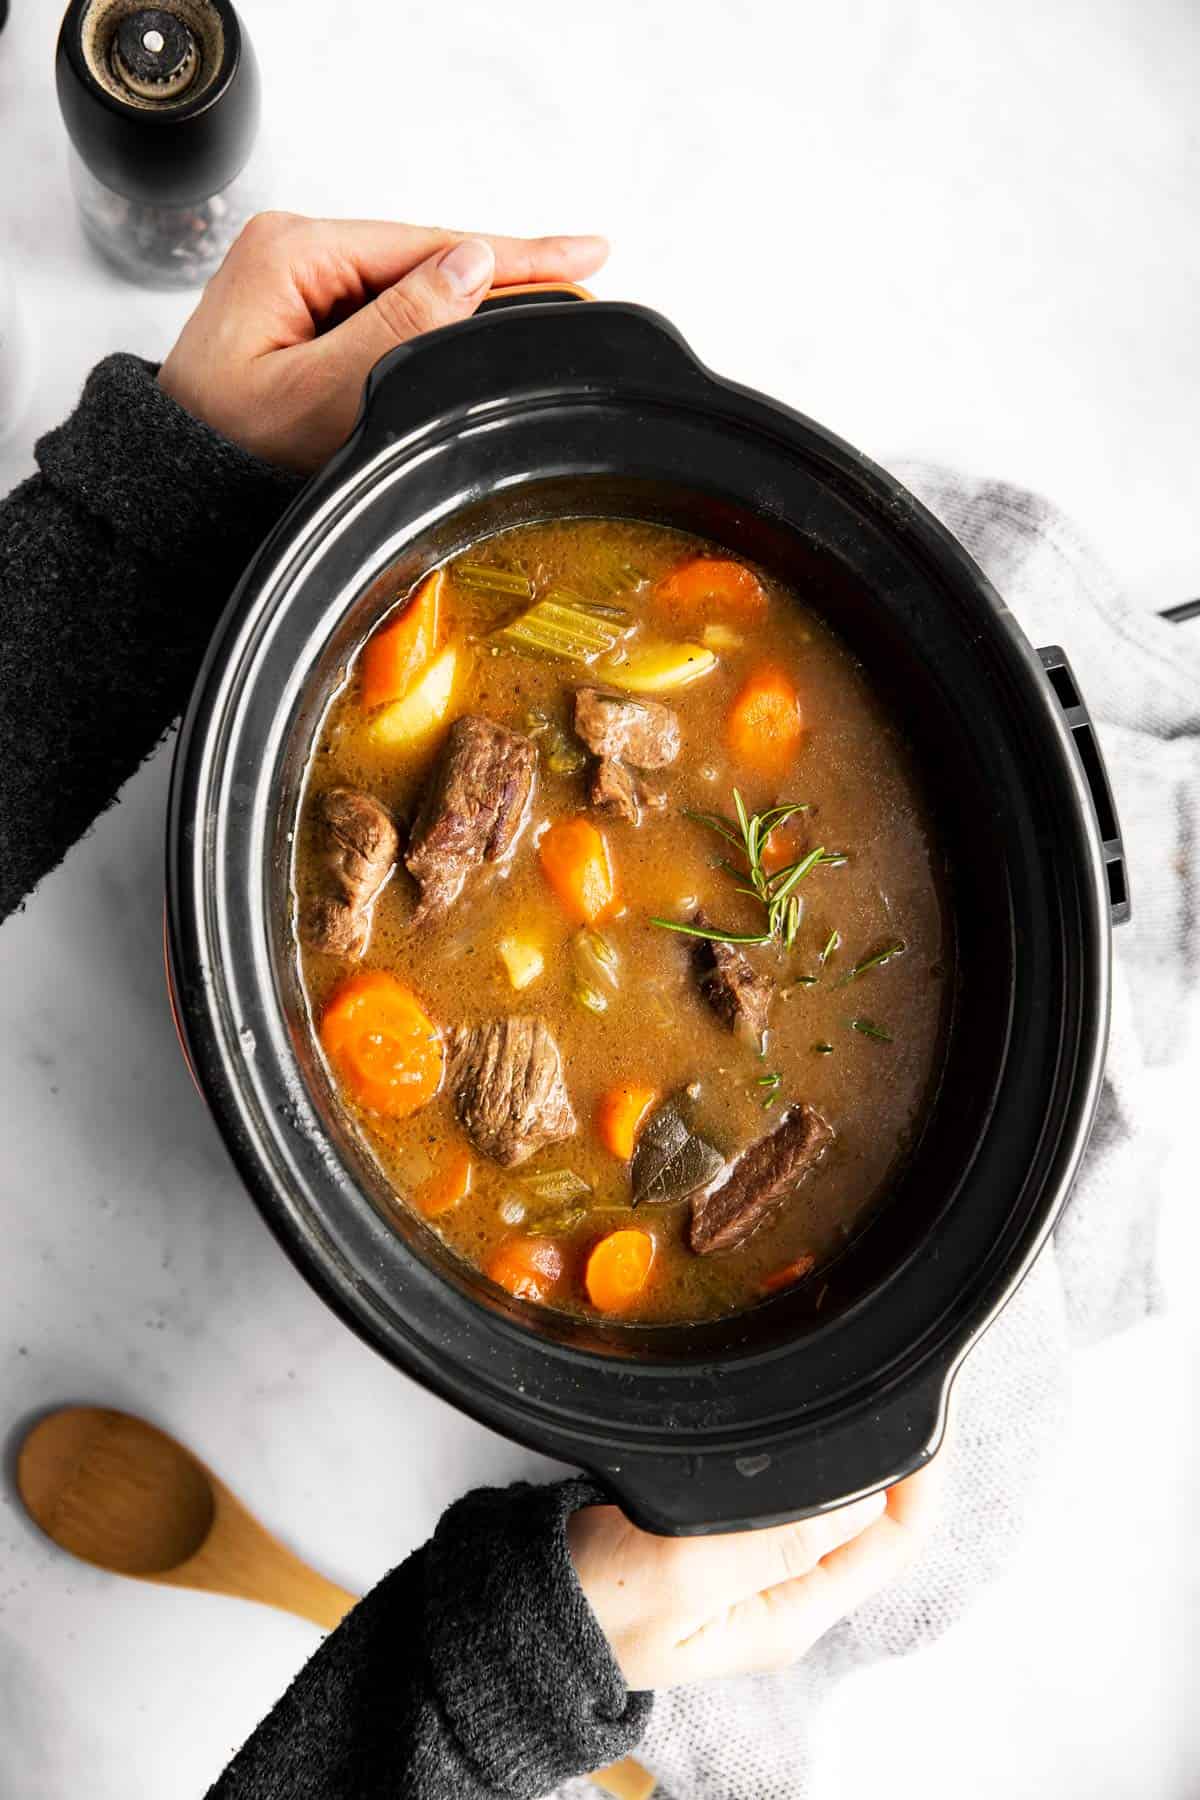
[55, 0, 261, 287]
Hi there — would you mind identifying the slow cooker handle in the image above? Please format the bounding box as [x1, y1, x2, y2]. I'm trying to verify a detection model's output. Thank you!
[477, 281, 593, 312]
[343, 291, 711, 483]
[1037, 646, 1130, 925]
[585, 1368, 950, 1537]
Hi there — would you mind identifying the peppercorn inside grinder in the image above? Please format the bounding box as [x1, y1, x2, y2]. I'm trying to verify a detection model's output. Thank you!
[55, 0, 260, 287]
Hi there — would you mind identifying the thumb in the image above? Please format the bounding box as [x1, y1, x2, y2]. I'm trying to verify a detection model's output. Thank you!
[321, 235, 496, 378]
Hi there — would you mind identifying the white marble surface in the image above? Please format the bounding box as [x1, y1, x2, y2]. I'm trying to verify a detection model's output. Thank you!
[1, 1, 1197, 1795]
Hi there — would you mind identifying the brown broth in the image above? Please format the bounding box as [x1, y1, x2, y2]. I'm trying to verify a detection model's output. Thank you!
[293, 518, 951, 1325]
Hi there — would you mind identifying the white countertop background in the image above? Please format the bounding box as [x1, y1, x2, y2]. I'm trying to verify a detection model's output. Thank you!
[1, 1, 1197, 1795]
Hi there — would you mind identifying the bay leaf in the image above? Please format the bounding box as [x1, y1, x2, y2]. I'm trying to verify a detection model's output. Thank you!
[632, 1100, 725, 1207]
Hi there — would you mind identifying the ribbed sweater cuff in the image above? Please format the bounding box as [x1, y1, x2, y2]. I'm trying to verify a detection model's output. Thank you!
[425, 1478, 652, 1795]
[35, 353, 303, 574]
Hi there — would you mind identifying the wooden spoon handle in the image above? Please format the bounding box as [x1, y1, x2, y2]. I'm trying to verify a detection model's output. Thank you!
[160, 1475, 357, 1631]
[591, 1758, 658, 1800]
[162, 1539, 357, 1631]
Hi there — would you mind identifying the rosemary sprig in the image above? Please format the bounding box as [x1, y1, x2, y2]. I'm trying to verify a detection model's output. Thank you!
[813, 1041, 834, 1055]
[682, 808, 745, 849]
[649, 918, 774, 945]
[659, 790, 845, 950]
[755, 1071, 783, 1109]
[819, 928, 841, 966]
[850, 1017, 893, 1043]
[839, 941, 906, 985]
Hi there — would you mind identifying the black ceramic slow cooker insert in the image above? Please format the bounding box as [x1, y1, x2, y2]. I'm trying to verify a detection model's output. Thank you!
[166, 291, 1128, 1534]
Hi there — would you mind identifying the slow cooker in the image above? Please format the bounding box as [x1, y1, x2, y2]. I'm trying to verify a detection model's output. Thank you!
[166, 289, 1128, 1534]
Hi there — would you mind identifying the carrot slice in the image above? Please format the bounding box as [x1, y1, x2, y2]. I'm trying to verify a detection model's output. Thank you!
[759, 820, 807, 876]
[596, 1084, 658, 1160]
[360, 569, 444, 711]
[319, 970, 444, 1117]
[538, 816, 616, 924]
[487, 1236, 565, 1303]
[655, 557, 767, 625]
[761, 1253, 817, 1294]
[414, 1147, 473, 1217]
[726, 662, 803, 775]
[586, 1229, 655, 1313]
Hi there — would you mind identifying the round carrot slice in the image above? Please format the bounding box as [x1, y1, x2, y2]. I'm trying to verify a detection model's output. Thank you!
[414, 1147, 473, 1217]
[538, 816, 616, 924]
[487, 1237, 565, 1303]
[761, 1253, 817, 1294]
[655, 557, 768, 624]
[319, 970, 444, 1117]
[595, 1084, 658, 1160]
[759, 819, 807, 875]
[585, 1228, 655, 1313]
[726, 662, 803, 775]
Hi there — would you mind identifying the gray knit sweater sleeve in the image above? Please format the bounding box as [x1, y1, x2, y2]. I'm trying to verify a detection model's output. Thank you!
[0, 359, 652, 1797]
[207, 1479, 651, 1799]
[0, 353, 302, 919]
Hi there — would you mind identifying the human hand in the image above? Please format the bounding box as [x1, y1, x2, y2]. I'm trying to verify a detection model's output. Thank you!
[568, 1455, 945, 1691]
[157, 214, 608, 473]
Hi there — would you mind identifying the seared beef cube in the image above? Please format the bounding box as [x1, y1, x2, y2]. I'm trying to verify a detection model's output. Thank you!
[300, 786, 398, 958]
[588, 756, 667, 824]
[303, 896, 366, 959]
[405, 716, 536, 922]
[448, 1016, 577, 1166]
[693, 927, 776, 1042]
[589, 756, 640, 823]
[573, 688, 680, 769]
[689, 1103, 834, 1254]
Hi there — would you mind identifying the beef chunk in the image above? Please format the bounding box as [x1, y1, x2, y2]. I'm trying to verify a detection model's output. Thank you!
[405, 716, 536, 922]
[589, 756, 640, 822]
[693, 926, 776, 1042]
[689, 1104, 834, 1254]
[448, 1016, 577, 1166]
[588, 756, 668, 824]
[300, 786, 398, 958]
[573, 688, 680, 769]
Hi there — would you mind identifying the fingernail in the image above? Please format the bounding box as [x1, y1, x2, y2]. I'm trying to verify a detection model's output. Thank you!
[439, 238, 494, 296]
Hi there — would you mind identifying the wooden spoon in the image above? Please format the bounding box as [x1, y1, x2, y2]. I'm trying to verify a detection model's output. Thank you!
[16, 1405, 356, 1629]
[16, 1406, 654, 1800]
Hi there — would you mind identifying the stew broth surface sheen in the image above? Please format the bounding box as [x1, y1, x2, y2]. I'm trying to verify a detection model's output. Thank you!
[294, 518, 951, 1325]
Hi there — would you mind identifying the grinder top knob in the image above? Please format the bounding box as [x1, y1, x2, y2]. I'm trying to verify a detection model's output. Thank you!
[110, 7, 199, 101]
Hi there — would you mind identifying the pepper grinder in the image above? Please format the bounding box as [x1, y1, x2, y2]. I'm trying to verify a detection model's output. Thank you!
[55, 0, 261, 288]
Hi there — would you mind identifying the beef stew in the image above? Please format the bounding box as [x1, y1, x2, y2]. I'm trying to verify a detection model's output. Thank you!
[293, 518, 952, 1326]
